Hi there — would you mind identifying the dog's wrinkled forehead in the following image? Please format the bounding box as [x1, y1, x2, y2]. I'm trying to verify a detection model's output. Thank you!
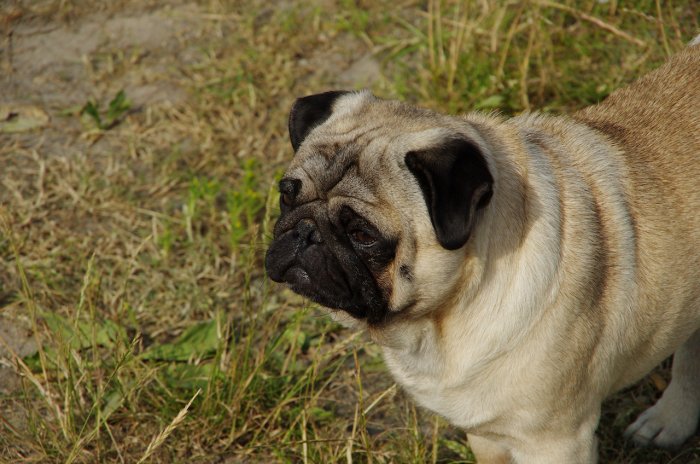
[286, 91, 374, 200]
[288, 140, 370, 202]
[286, 90, 452, 202]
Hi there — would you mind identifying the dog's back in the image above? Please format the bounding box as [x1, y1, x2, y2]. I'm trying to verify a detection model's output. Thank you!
[574, 42, 700, 233]
[574, 42, 700, 387]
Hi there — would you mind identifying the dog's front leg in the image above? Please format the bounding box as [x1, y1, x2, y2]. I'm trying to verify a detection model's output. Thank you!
[468, 417, 599, 464]
[508, 420, 599, 464]
[467, 434, 512, 464]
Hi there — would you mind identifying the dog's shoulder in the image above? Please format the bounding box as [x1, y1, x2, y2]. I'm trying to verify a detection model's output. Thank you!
[573, 43, 699, 156]
[573, 43, 700, 223]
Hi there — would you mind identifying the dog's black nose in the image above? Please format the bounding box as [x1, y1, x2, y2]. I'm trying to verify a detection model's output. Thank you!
[279, 178, 301, 195]
[279, 178, 302, 207]
[295, 219, 323, 246]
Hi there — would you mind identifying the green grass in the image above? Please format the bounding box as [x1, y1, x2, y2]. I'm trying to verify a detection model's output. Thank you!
[80, 90, 132, 131]
[1, 0, 699, 462]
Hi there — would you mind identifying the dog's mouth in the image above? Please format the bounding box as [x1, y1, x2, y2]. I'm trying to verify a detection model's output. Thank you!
[281, 266, 319, 298]
[282, 266, 310, 285]
[265, 220, 389, 323]
[279, 264, 369, 319]
[265, 240, 363, 314]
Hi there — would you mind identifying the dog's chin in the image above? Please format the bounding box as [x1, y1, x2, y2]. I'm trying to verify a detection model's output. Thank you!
[282, 266, 368, 320]
[283, 266, 311, 288]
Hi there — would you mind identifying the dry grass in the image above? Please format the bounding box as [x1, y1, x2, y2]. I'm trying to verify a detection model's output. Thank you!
[0, 0, 699, 462]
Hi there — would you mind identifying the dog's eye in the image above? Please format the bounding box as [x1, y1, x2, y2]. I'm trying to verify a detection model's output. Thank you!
[349, 229, 377, 246]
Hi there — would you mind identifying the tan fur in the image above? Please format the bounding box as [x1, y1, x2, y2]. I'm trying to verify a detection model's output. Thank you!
[284, 42, 700, 463]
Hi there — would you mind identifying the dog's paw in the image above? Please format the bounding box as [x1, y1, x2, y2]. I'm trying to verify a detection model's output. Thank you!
[624, 399, 699, 449]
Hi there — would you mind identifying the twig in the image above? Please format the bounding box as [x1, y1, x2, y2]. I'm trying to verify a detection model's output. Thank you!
[654, 0, 671, 57]
[536, 1, 647, 47]
[136, 389, 201, 464]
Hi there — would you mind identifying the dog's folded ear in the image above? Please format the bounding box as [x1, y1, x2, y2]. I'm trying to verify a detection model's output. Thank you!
[289, 91, 350, 152]
[405, 138, 493, 250]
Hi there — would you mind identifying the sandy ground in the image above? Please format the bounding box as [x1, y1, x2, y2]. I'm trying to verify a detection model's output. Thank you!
[2, 2, 204, 153]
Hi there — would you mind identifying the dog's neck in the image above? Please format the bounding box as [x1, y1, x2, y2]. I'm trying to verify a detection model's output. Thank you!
[375, 114, 563, 351]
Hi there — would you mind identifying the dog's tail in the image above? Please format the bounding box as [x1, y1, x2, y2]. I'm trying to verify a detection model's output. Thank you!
[690, 34, 700, 46]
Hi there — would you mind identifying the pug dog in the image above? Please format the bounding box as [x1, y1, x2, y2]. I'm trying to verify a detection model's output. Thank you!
[265, 39, 700, 463]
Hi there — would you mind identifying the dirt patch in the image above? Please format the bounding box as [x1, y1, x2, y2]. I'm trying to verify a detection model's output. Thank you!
[338, 52, 382, 87]
[4, 3, 204, 109]
[0, 304, 37, 393]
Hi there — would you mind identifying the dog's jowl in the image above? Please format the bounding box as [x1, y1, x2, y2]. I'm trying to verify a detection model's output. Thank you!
[265, 40, 700, 464]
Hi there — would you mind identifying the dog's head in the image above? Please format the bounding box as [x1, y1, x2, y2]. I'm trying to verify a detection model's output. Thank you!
[265, 91, 493, 325]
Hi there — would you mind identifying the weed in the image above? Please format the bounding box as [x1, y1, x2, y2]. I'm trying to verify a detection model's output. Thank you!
[336, 0, 371, 35]
[227, 159, 266, 252]
[80, 90, 131, 131]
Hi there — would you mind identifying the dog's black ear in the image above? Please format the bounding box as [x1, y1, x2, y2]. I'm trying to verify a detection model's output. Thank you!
[288, 91, 350, 152]
[405, 138, 493, 250]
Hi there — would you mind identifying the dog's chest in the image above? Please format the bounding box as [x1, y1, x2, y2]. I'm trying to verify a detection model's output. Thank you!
[378, 324, 508, 429]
